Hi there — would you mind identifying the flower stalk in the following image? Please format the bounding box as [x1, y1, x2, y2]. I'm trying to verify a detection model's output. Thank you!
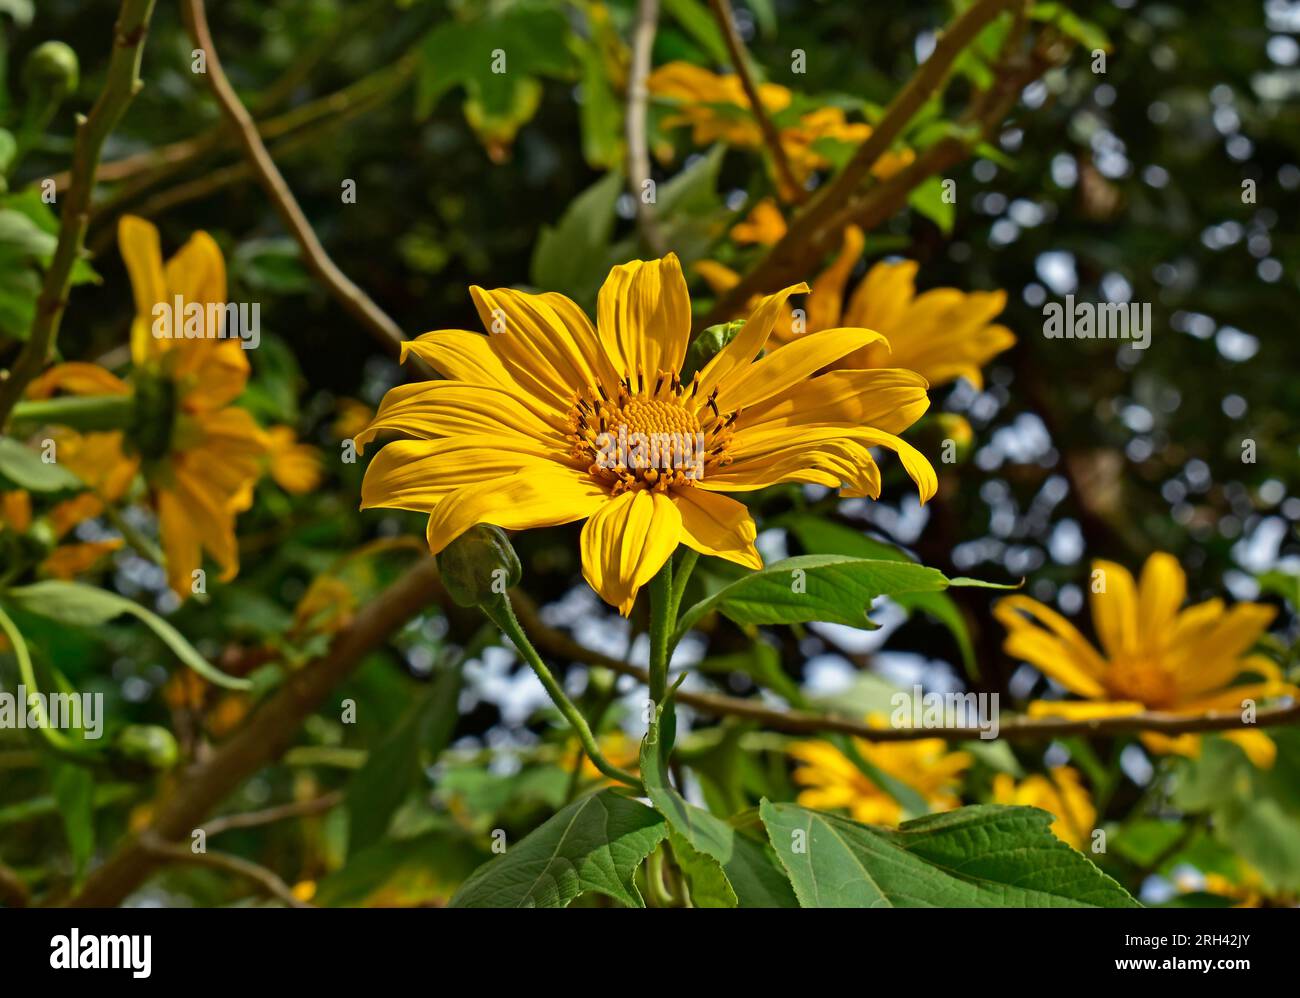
[480, 593, 644, 794]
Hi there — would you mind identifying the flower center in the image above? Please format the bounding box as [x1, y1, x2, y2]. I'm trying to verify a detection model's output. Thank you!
[1105, 656, 1177, 709]
[566, 370, 737, 494]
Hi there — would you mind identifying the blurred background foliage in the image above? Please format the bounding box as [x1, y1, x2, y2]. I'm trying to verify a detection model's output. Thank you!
[1, 0, 1298, 907]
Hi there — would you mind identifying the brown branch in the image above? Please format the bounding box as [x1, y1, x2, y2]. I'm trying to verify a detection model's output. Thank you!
[510, 593, 1300, 742]
[626, 0, 668, 257]
[0, 0, 158, 428]
[139, 837, 312, 908]
[707, 0, 801, 203]
[697, 0, 1016, 331]
[199, 791, 343, 838]
[65, 557, 445, 908]
[85, 53, 417, 229]
[0, 861, 29, 908]
[181, 0, 425, 371]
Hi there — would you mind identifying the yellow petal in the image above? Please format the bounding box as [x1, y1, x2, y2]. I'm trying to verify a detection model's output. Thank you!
[1220, 730, 1277, 769]
[672, 488, 760, 569]
[735, 368, 930, 437]
[1137, 551, 1187, 647]
[424, 469, 607, 556]
[25, 362, 130, 399]
[470, 286, 617, 411]
[361, 436, 563, 512]
[693, 282, 808, 403]
[1090, 559, 1139, 660]
[355, 382, 569, 452]
[693, 260, 741, 296]
[717, 326, 892, 412]
[1027, 700, 1145, 719]
[580, 489, 681, 615]
[119, 215, 167, 366]
[805, 225, 865, 333]
[596, 254, 692, 382]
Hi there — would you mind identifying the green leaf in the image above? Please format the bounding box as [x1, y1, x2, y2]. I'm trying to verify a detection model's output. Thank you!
[346, 652, 466, 853]
[641, 704, 797, 908]
[1031, 3, 1112, 52]
[415, 4, 575, 121]
[529, 169, 623, 306]
[50, 762, 94, 878]
[674, 554, 1012, 642]
[908, 175, 955, 234]
[575, 39, 622, 170]
[761, 801, 1139, 907]
[449, 789, 666, 908]
[778, 514, 977, 675]
[661, 0, 730, 65]
[695, 640, 804, 705]
[0, 437, 81, 491]
[5, 581, 251, 690]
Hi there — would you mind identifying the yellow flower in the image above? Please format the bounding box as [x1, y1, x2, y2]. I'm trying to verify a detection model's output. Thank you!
[575, 730, 641, 782]
[729, 197, 788, 246]
[333, 398, 374, 442]
[790, 722, 971, 825]
[996, 552, 1296, 768]
[992, 767, 1096, 850]
[19, 218, 271, 597]
[648, 63, 911, 201]
[1, 490, 32, 533]
[698, 227, 1013, 390]
[116, 215, 270, 597]
[357, 254, 936, 614]
[266, 426, 324, 494]
[648, 61, 791, 148]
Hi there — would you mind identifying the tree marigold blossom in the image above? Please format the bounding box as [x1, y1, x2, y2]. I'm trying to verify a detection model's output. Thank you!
[357, 254, 937, 614]
[789, 718, 971, 826]
[996, 552, 1298, 768]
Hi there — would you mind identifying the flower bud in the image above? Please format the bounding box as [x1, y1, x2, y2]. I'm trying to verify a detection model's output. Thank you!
[681, 319, 744, 380]
[113, 724, 179, 770]
[436, 524, 521, 607]
[23, 41, 80, 108]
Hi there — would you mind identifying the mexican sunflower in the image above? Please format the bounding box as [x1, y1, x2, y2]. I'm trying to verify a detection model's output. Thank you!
[995, 552, 1297, 768]
[357, 254, 936, 614]
[698, 224, 1016, 389]
[30, 218, 271, 597]
[789, 717, 971, 825]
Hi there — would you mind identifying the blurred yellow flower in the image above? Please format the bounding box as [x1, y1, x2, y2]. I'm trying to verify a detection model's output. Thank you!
[790, 719, 971, 825]
[575, 730, 641, 782]
[118, 215, 269, 597]
[30, 220, 272, 598]
[991, 766, 1096, 850]
[996, 552, 1296, 769]
[333, 398, 374, 442]
[648, 62, 912, 201]
[357, 253, 935, 614]
[697, 227, 1013, 390]
[267, 426, 324, 494]
[729, 197, 787, 246]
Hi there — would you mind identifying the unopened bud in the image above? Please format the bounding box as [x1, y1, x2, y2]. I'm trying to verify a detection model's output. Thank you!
[436, 524, 521, 607]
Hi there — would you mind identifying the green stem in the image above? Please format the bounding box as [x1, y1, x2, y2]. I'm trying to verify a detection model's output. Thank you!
[668, 549, 698, 626]
[0, 0, 158, 428]
[0, 603, 76, 754]
[8, 393, 137, 435]
[647, 559, 673, 706]
[482, 594, 644, 794]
